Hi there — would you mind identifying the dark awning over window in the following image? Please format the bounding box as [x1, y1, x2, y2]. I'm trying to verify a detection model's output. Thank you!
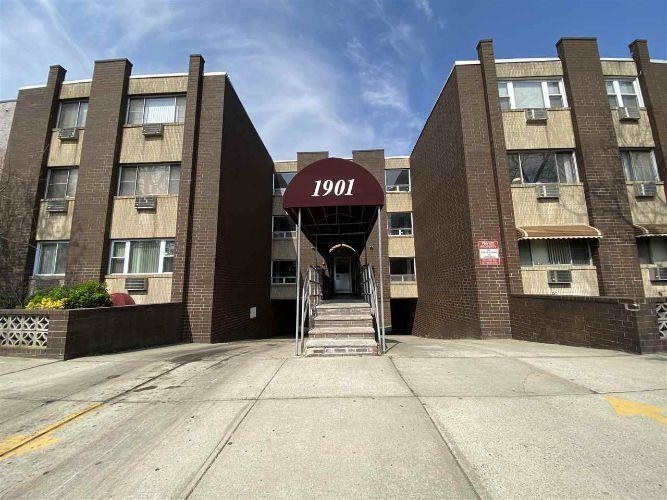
[283, 158, 385, 254]
[634, 224, 667, 237]
[516, 225, 602, 240]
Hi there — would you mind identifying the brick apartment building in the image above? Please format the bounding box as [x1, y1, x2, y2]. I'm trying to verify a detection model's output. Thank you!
[0, 37, 665, 356]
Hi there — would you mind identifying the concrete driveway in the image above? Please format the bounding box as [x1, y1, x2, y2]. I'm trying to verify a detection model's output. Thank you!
[0, 336, 665, 499]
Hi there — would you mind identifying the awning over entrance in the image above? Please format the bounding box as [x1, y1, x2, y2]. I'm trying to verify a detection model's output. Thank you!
[283, 158, 385, 254]
[634, 224, 667, 237]
[516, 225, 602, 240]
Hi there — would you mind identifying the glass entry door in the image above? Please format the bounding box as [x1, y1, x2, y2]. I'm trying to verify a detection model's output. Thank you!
[333, 256, 352, 293]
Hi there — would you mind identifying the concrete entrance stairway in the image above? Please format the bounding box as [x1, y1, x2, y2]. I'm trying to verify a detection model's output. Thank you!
[304, 298, 378, 356]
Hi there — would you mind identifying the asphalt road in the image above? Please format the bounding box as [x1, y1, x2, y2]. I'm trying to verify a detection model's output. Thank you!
[0, 336, 665, 499]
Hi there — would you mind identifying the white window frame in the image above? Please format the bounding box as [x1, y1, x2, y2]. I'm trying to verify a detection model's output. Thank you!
[33, 241, 69, 276]
[271, 259, 297, 284]
[272, 215, 296, 239]
[107, 239, 175, 275]
[605, 78, 644, 109]
[498, 80, 568, 110]
[125, 95, 186, 125]
[44, 167, 78, 199]
[273, 173, 295, 196]
[387, 212, 413, 236]
[57, 100, 88, 129]
[385, 169, 411, 192]
[116, 164, 181, 196]
[389, 257, 417, 282]
[508, 150, 579, 185]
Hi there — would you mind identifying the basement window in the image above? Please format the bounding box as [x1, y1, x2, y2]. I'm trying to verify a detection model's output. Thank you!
[126, 95, 186, 125]
[507, 151, 578, 185]
[388, 212, 413, 236]
[620, 150, 659, 182]
[118, 164, 181, 196]
[45, 167, 78, 199]
[518, 239, 592, 266]
[497, 80, 566, 110]
[389, 258, 416, 282]
[57, 100, 88, 128]
[34, 241, 69, 276]
[385, 169, 411, 192]
[272, 260, 297, 284]
[108, 239, 175, 275]
[272, 216, 296, 239]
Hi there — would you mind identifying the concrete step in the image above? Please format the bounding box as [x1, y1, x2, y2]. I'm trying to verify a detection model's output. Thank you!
[308, 326, 376, 338]
[315, 306, 371, 316]
[312, 315, 373, 328]
[304, 338, 378, 356]
[317, 301, 370, 310]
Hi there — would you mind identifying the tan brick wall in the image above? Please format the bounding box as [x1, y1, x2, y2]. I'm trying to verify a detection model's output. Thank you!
[390, 282, 418, 298]
[627, 183, 667, 224]
[388, 237, 415, 257]
[35, 200, 73, 240]
[386, 192, 412, 212]
[640, 265, 667, 297]
[59, 82, 91, 99]
[118, 124, 184, 163]
[127, 76, 187, 95]
[384, 157, 410, 169]
[511, 184, 589, 226]
[47, 130, 84, 165]
[496, 60, 563, 78]
[601, 60, 637, 77]
[271, 284, 296, 300]
[274, 161, 297, 172]
[612, 109, 655, 147]
[520, 266, 599, 295]
[109, 196, 178, 239]
[105, 276, 172, 304]
[272, 195, 286, 215]
[272, 238, 297, 259]
[502, 109, 576, 150]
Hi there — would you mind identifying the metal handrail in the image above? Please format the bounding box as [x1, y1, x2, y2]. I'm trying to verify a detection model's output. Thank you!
[359, 264, 385, 353]
[297, 266, 323, 355]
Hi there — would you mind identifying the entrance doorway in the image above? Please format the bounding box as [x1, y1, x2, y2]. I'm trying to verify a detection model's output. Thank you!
[334, 256, 352, 293]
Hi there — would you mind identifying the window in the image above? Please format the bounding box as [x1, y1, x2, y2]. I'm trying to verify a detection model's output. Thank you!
[388, 212, 413, 236]
[108, 239, 175, 275]
[497, 80, 566, 110]
[126, 95, 186, 125]
[605, 78, 643, 109]
[117, 164, 180, 196]
[272, 216, 296, 239]
[273, 173, 295, 195]
[637, 238, 667, 265]
[34, 241, 69, 276]
[518, 240, 592, 267]
[272, 260, 297, 284]
[45, 167, 78, 199]
[385, 169, 411, 192]
[389, 258, 416, 281]
[620, 150, 659, 182]
[58, 100, 88, 128]
[507, 151, 578, 185]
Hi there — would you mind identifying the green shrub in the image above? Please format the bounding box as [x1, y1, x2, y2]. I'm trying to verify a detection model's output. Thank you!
[25, 281, 111, 310]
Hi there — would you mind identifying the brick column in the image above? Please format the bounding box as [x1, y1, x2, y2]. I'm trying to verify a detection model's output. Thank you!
[630, 40, 667, 182]
[352, 149, 392, 330]
[557, 38, 644, 297]
[477, 40, 523, 295]
[0, 65, 65, 305]
[171, 55, 204, 305]
[66, 59, 132, 284]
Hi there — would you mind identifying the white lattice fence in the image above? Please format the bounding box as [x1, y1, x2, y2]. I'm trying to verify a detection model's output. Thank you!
[0, 314, 49, 348]
[656, 302, 667, 339]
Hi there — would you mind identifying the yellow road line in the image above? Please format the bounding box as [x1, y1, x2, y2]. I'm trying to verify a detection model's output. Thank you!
[605, 396, 667, 425]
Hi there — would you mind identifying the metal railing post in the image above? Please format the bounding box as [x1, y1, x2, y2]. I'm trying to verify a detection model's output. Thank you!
[377, 206, 386, 354]
[294, 208, 302, 356]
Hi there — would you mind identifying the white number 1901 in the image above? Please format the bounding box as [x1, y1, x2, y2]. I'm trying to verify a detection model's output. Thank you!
[311, 179, 355, 197]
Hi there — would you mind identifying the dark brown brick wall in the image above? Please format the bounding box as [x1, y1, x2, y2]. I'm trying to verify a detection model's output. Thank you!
[0, 66, 65, 305]
[630, 40, 667, 182]
[557, 38, 644, 297]
[66, 59, 132, 284]
[510, 294, 666, 354]
[171, 55, 204, 305]
[411, 70, 482, 338]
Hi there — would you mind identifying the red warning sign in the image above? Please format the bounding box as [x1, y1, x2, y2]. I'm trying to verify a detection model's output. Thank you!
[478, 240, 500, 266]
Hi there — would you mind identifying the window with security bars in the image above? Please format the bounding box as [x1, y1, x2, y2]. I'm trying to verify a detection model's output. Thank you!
[507, 151, 578, 185]
[34, 241, 69, 275]
[45, 167, 78, 199]
[389, 258, 416, 281]
[620, 150, 659, 182]
[272, 216, 296, 238]
[387, 212, 413, 236]
[108, 239, 175, 275]
[57, 100, 88, 128]
[385, 169, 411, 192]
[518, 240, 592, 266]
[605, 78, 643, 109]
[273, 173, 295, 195]
[126, 95, 186, 125]
[118, 164, 180, 196]
[497, 80, 566, 110]
[272, 260, 297, 284]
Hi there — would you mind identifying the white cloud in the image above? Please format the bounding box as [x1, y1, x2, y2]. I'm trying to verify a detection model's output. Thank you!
[413, 0, 434, 20]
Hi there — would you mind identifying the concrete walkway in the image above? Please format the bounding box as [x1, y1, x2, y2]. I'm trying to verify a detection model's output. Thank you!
[0, 336, 665, 499]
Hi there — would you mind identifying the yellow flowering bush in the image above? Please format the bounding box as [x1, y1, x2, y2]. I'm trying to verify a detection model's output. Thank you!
[25, 297, 67, 310]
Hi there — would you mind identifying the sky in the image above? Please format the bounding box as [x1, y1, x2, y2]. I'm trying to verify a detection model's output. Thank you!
[0, 0, 665, 159]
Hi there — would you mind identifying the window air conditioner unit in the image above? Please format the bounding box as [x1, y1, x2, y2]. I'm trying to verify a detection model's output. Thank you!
[536, 184, 560, 199]
[618, 107, 641, 121]
[134, 196, 157, 210]
[142, 123, 164, 136]
[125, 277, 148, 292]
[634, 182, 657, 198]
[548, 269, 572, 284]
[58, 127, 79, 140]
[46, 199, 69, 213]
[649, 267, 667, 282]
[525, 108, 548, 122]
